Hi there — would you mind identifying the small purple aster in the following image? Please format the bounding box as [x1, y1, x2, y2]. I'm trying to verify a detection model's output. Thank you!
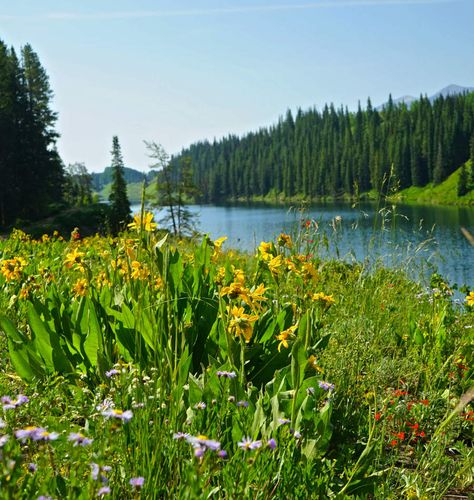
[173, 432, 190, 440]
[238, 437, 262, 451]
[217, 449, 228, 458]
[236, 400, 249, 408]
[97, 486, 111, 497]
[15, 427, 59, 442]
[129, 477, 145, 488]
[267, 438, 277, 449]
[68, 432, 93, 446]
[278, 418, 291, 425]
[2, 394, 29, 410]
[194, 402, 206, 410]
[318, 381, 335, 391]
[28, 463, 37, 473]
[105, 369, 120, 378]
[101, 409, 133, 422]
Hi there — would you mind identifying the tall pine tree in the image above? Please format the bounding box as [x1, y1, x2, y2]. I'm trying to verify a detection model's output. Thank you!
[108, 136, 131, 234]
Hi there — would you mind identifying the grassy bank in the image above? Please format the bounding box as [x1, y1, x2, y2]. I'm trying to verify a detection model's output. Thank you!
[0, 217, 472, 498]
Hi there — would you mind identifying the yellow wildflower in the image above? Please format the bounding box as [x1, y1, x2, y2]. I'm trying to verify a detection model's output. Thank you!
[247, 283, 268, 310]
[312, 292, 335, 307]
[96, 271, 112, 289]
[308, 354, 324, 373]
[41, 234, 50, 243]
[220, 282, 250, 302]
[1, 257, 27, 282]
[128, 212, 157, 232]
[73, 278, 88, 298]
[154, 277, 164, 291]
[212, 236, 227, 261]
[19, 285, 30, 300]
[64, 248, 85, 272]
[130, 261, 150, 280]
[275, 323, 298, 351]
[214, 266, 226, 286]
[277, 233, 293, 248]
[258, 241, 274, 261]
[302, 262, 318, 281]
[466, 291, 474, 307]
[227, 305, 258, 343]
[232, 266, 245, 284]
[268, 255, 284, 276]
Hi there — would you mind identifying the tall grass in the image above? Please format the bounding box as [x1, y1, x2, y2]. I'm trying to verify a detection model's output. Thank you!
[0, 214, 472, 498]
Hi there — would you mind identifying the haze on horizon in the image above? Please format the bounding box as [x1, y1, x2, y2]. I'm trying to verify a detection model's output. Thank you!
[1, 0, 473, 172]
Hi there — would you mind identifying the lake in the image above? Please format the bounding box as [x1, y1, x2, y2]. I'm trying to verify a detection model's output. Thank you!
[132, 202, 474, 289]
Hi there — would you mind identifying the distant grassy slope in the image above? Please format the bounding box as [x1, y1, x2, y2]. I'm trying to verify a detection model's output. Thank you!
[99, 181, 157, 205]
[388, 161, 474, 206]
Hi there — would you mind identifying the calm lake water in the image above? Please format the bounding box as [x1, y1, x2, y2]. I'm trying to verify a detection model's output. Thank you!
[133, 202, 474, 288]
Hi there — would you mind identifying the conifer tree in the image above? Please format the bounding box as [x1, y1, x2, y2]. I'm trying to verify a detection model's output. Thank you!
[457, 163, 468, 196]
[108, 136, 131, 234]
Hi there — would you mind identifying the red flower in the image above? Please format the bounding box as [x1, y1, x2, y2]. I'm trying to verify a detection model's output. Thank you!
[389, 439, 398, 447]
[419, 399, 429, 406]
[393, 432, 405, 440]
[375, 412, 382, 421]
[393, 390, 408, 397]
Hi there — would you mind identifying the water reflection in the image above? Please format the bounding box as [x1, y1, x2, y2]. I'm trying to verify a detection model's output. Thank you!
[134, 202, 474, 287]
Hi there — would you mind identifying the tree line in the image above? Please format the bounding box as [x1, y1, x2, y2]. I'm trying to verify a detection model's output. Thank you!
[175, 93, 474, 202]
[0, 40, 64, 227]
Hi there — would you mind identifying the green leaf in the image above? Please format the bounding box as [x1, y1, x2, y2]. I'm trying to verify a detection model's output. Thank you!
[0, 316, 45, 382]
[28, 302, 73, 374]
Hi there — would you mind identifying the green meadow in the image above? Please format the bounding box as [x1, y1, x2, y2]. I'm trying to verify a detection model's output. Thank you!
[0, 213, 472, 499]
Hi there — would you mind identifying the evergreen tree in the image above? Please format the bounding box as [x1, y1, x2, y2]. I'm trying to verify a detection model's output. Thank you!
[470, 133, 474, 190]
[433, 144, 446, 185]
[108, 136, 131, 234]
[457, 163, 468, 196]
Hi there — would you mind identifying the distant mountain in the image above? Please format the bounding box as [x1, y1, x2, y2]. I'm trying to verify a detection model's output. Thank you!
[377, 84, 474, 110]
[91, 167, 157, 191]
[430, 84, 474, 100]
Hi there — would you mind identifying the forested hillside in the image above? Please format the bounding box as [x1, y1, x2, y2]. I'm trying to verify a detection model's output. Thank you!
[175, 93, 474, 202]
[0, 40, 63, 227]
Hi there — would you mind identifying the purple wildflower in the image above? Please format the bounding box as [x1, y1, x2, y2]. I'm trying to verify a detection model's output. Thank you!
[129, 477, 145, 488]
[217, 449, 228, 458]
[15, 427, 59, 442]
[97, 486, 111, 497]
[37, 496, 53, 500]
[105, 369, 120, 378]
[237, 400, 249, 408]
[267, 438, 277, 449]
[238, 437, 262, 451]
[278, 418, 291, 425]
[318, 381, 335, 391]
[2, 394, 29, 410]
[216, 370, 237, 379]
[0, 435, 9, 447]
[173, 432, 189, 440]
[194, 402, 206, 410]
[186, 435, 221, 451]
[101, 409, 133, 422]
[28, 463, 37, 473]
[68, 432, 93, 446]
[194, 447, 205, 458]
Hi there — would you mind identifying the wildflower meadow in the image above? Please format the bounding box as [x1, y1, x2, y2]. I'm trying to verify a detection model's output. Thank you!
[0, 212, 472, 498]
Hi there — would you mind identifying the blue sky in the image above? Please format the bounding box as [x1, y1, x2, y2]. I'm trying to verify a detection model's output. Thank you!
[1, 0, 473, 172]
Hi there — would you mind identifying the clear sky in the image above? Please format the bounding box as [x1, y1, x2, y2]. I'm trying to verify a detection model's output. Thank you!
[1, 0, 473, 172]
